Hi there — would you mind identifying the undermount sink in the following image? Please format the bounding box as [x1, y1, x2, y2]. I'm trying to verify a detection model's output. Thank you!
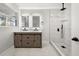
[20, 28, 41, 32]
[15, 30, 42, 32]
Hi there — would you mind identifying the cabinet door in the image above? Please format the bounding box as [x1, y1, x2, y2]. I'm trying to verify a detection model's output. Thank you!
[14, 34, 21, 48]
[22, 34, 34, 48]
[33, 35, 42, 48]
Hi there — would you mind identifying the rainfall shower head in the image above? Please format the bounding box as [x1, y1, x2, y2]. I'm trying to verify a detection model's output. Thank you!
[60, 3, 66, 11]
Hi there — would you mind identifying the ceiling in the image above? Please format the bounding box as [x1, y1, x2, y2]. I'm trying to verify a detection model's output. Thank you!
[16, 3, 62, 9]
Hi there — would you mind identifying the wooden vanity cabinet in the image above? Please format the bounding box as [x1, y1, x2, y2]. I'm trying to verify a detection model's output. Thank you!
[14, 34, 22, 48]
[14, 32, 42, 48]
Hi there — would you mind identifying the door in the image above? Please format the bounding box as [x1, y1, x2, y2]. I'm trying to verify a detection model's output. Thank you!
[14, 34, 21, 48]
[33, 34, 41, 48]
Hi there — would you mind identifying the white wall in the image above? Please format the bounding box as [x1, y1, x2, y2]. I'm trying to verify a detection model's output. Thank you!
[0, 27, 19, 54]
[71, 3, 79, 56]
[18, 3, 61, 9]
[0, 3, 19, 54]
[5, 3, 19, 13]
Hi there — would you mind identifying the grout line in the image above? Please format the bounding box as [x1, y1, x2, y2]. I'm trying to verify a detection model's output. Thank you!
[49, 9, 51, 43]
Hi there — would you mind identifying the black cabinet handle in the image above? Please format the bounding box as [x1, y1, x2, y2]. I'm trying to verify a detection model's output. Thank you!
[57, 28, 60, 32]
[26, 42, 30, 44]
[27, 37, 29, 39]
[20, 40, 22, 42]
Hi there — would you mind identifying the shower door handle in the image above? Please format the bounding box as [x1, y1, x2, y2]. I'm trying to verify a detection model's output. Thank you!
[57, 28, 60, 32]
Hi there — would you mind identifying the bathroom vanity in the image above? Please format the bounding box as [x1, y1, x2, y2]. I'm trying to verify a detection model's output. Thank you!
[14, 32, 42, 48]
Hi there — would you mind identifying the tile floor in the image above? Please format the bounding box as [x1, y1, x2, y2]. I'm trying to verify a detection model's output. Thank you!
[0, 40, 60, 56]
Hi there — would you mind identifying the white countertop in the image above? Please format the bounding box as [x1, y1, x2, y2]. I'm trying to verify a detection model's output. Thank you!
[14, 31, 42, 33]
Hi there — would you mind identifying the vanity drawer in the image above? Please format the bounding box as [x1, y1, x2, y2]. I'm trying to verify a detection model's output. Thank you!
[22, 39, 33, 48]
[22, 34, 34, 40]
[35, 35, 41, 37]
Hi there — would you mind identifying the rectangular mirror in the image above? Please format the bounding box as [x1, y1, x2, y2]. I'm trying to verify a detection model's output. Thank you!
[22, 16, 29, 27]
[32, 16, 40, 27]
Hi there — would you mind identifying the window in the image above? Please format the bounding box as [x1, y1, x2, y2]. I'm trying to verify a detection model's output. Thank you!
[32, 16, 40, 27]
[0, 15, 6, 26]
[6, 16, 17, 26]
[0, 13, 18, 27]
[10, 16, 17, 26]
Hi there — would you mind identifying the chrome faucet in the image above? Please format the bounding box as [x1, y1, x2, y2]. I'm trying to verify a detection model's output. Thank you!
[22, 28, 28, 31]
[34, 28, 38, 31]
